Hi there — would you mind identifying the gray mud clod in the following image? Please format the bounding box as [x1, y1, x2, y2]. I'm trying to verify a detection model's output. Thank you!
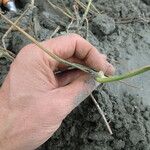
[91, 14, 116, 36]
[0, 0, 150, 150]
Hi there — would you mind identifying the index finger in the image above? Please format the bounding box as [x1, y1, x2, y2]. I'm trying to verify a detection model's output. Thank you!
[42, 33, 115, 75]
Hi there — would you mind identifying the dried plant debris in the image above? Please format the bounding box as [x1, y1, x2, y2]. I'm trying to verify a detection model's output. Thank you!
[0, 0, 150, 150]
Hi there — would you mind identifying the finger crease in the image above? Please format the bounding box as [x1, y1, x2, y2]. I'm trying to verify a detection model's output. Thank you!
[83, 47, 93, 63]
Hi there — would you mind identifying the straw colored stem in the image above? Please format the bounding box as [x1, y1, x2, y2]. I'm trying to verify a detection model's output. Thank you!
[82, 0, 93, 23]
[46, 0, 74, 19]
[90, 94, 113, 135]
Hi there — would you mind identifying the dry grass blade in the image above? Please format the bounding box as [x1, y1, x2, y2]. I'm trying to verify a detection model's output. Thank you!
[0, 46, 15, 61]
[0, 46, 15, 57]
[46, 0, 74, 19]
[115, 16, 150, 24]
[118, 80, 141, 89]
[50, 26, 60, 38]
[91, 3, 100, 14]
[67, 19, 74, 33]
[85, 18, 89, 39]
[73, 3, 81, 33]
[61, 0, 74, 17]
[75, 0, 98, 15]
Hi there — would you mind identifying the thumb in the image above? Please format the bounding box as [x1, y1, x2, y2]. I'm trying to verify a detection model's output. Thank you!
[49, 74, 100, 119]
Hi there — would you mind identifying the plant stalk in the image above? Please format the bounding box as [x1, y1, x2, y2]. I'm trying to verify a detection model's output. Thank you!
[96, 66, 150, 83]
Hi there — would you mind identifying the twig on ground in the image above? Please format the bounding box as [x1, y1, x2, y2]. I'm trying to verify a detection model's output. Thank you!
[90, 93, 113, 135]
[116, 16, 150, 24]
[75, 0, 99, 15]
[46, 0, 74, 19]
[91, 3, 100, 14]
[118, 80, 141, 89]
[0, 46, 15, 57]
[73, 3, 81, 33]
[33, 15, 41, 38]
[67, 19, 74, 33]
[85, 18, 89, 39]
[61, 0, 74, 17]
[50, 26, 60, 38]
[0, 46, 15, 61]
[81, 0, 93, 24]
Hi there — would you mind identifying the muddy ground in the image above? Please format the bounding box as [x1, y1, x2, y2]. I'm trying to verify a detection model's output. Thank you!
[0, 0, 150, 149]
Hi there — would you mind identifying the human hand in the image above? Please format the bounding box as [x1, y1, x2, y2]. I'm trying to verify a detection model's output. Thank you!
[0, 34, 114, 150]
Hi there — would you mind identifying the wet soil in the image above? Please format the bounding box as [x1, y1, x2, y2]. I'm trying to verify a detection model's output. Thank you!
[0, 0, 150, 149]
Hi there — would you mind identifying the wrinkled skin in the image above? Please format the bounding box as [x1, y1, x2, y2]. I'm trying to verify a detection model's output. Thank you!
[0, 34, 114, 150]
